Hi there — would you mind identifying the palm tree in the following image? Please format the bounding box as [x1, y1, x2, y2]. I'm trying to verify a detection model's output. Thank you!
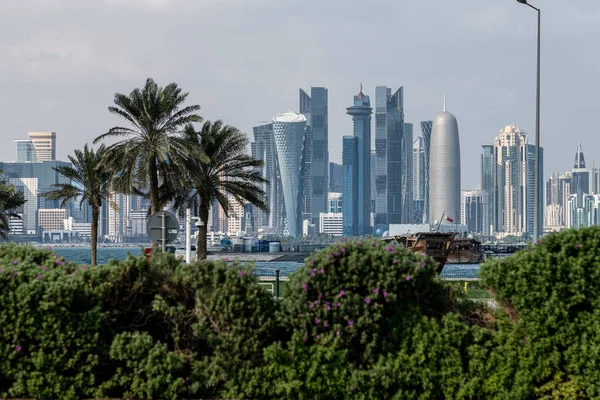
[43, 145, 112, 265]
[93, 78, 202, 216]
[0, 175, 26, 239]
[173, 121, 268, 260]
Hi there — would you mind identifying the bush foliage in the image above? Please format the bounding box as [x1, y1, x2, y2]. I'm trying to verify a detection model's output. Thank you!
[2, 227, 600, 398]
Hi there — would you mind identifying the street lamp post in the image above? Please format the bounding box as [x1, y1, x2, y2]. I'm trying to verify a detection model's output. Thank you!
[517, 0, 541, 243]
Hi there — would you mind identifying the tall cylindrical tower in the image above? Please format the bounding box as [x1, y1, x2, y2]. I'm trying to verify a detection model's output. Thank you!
[272, 111, 307, 237]
[428, 100, 461, 226]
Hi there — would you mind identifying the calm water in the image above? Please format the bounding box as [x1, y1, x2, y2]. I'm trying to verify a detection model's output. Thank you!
[51, 247, 482, 279]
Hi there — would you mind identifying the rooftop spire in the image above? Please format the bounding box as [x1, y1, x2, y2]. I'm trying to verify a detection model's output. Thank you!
[358, 82, 365, 100]
[443, 92, 447, 111]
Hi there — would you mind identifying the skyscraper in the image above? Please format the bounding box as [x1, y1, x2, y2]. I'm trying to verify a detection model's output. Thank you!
[251, 122, 284, 233]
[374, 86, 412, 225]
[481, 144, 494, 235]
[329, 162, 343, 193]
[413, 136, 425, 223]
[299, 87, 329, 226]
[28, 132, 56, 162]
[571, 143, 589, 195]
[14, 139, 37, 162]
[420, 121, 432, 223]
[486, 123, 544, 235]
[429, 97, 461, 226]
[461, 189, 488, 235]
[272, 111, 307, 237]
[344, 85, 372, 236]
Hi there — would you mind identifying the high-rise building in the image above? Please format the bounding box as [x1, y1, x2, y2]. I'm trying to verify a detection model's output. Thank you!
[485, 123, 544, 235]
[342, 136, 358, 236]
[299, 87, 329, 227]
[38, 208, 66, 231]
[461, 189, 488, 235]
[9, 177, 38, 233]
[14, 139, 37, 163]
[329, 162, 343, 193]
[251, 123, 284, 233]
[413, 136, 426, 223]
[272, 111, 307, 237]
[344, 85, 372, 236]
[374, 86, 412, 225]
[420, 121, 432, 223]
[28, 132, 56, 162]
[480, 144, 494, 235]
[429, 97, 461, 226]
[571, 143, 589, 195]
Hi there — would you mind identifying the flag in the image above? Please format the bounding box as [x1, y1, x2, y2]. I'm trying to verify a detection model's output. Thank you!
[446, 216, 454, 223]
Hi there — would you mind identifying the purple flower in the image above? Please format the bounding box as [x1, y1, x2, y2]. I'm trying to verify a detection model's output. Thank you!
[12, 260, 18, 265]
[43, 267, 48, 271]
[324, 322, 329, 327]
[336, 331, 340, 336]
[311, 268, 316, 276]
[316, 334, 321, 339]
[537, 239, 541, 245]
[55, 260, 64, 266]
[333, 251, 339, 257]
[338, 290, 346, 298]
[325, 302, 331, 311]
[327, 255, 332, 260]
[350, 386, 355, 391]
[318, 293, 323, 299]
[239, 270, 245, 277]
[81, 265, 87, 271]
[335, 302, 341, 308]
[383, 291, 388, 298]
[15, 345, 21, 352]
[303, 283, 309, 292]
[225, 257, 229, 262]
[347, 319, 354, 327]
[0, 268, 3, 273]
[341, 248, 346, 253]
[372, 241, 376, 247]
[315, 318, 321, 324]
[406, 275, 412, 281]
[420, 262, 425, 267]
[250, 271, 255, 275]
[577, 242, 582, 248]
[68, 274, 73, 278]
[357, 242, 362, 246]
[36, 274, 43, 280]
[364, 297, 371, 304]
[297, 313, 302, 318]
[320, 269, 325, 274]
[393, 260, 397, 265]
[311, 260, 315, 266]
[386, 245, 394, 252]
[13, 271, 18, 276]
[373, 288, 379, 295]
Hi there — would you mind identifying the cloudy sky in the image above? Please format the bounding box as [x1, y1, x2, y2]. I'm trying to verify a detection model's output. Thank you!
[0, 0, 598, 188]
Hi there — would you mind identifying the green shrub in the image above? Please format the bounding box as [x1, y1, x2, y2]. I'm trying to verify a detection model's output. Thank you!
[0, 244, 278, 399]
[235, 239, 492, 399]
[480, 227, 600, 398]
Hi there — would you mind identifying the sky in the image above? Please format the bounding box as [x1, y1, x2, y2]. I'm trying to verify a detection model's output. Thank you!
[0, 0, 598, 189]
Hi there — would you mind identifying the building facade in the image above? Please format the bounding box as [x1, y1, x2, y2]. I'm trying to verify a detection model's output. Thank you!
[272, 111, 307, 237]
[420, 121, 432, 223]
[374, 86, 412, 225]
[485, 124, 544, 236]
[344, 86, 372, 236]
[14, 139, 37, 163]
[299, 87, 329, 227]
[429, 98, 461, 226]
[461, 189, 488, 235]
[28, 132, 56, 162]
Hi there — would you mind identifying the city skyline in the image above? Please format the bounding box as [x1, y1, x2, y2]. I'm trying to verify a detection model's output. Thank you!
[0, 0, 595, 188]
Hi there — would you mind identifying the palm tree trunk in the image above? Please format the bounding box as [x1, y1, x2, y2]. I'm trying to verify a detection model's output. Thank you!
[196, 196, 209, 261]
[91, 205, 100, 266]
[149, 156, 160, 215]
